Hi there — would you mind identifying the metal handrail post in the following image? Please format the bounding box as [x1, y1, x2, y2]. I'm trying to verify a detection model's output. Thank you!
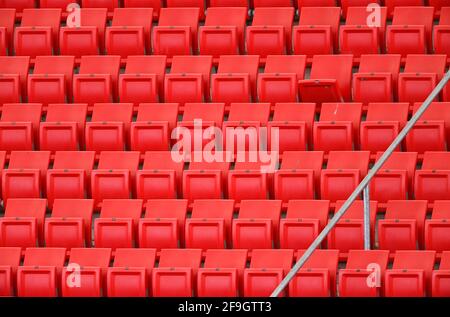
[270, 69, 450, 297]
[363, 186, 371, 250]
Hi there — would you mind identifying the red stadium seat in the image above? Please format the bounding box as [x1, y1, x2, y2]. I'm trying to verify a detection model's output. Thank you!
[414, 152, 450, 202]
[432, 251, 450, 297]
[45, 199, 94, 248]
[279, 200, 330, 249]
[254, 0, 292, 6]
[17, 248, 66, 297]
[297, 0, 337, 7]
[123, 0, 161, 18]
[81, 0, 119, 10]
[62, 248, 111, 297]
[152, 249, 202, 297]
[434, 7, 450, 55]
[0, 0, 35, 12]
[385, 0, 426, 18]
[185, 199, 235, 249]
[209, 0, 248, 7]
[0, 198, 47, 248]
[40, 0, 75, 8]
[385, 250, 436, 297]
[166, 0, 205, 20]
[341, 0, 381, 17]
[425, 201, 450, 252]
[0, 9, 15, 55]
[152, 8, 200, 57]
[0, 247, 21, 296]
[0, 56, 30, 104]
[338, 250, 390, 297]
[379, 200, 428, 251]
[244, 249, 293, 297]
[139, 199, 188, 249]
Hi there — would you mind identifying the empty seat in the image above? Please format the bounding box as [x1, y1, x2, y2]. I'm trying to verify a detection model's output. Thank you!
[294, 7, 341, 56]
[14, 9, 61, 57]
[45, 199, 94, 248]
[0, 56, 30, 104]
[106, 8, 153, 57]
[199, 7, 247, 57]
[247, 7, 294, 57]
[123, 0, 162, 18]
[166, 0, 206, 20]
[17, 248, 66, 297]
[62, 248, 111, 297]
[244, 249, 294, 297]
[119, 56, 167, 105]
[299, 55, 353, 103]
[425, 201, 450, 252]
[81, 0, 119, 10]
[353, 55, 402, 103]
[139, 199, 188, 249]
[321, 151, 370, 201]
[0, 0, 35, 12]
[279, 200, 330, 249]
[107, 248, 156, 297]
[379, 200, 428, 252]
[0, 9, 15, 55]
[254, 0, 292, 6]
[46, 151, 95, 207]
[434, 7, 450, 55]
[94, 199, 143, 249]
[233, 200, 282, 249]
[432, 251, 450, 297]
[152, 249, 202, 297]
[209, 0, 248, 7]
[414, 152, 450, 201]
[385, 250, 436, 297]
[85, 103, 133, 152]
[338, 250, 390, 297]
[152, 8, 200, 57]
[185, 199, 235, 249]
[40, 0, 76, 8]
[297, 0, 337, 7]
[385, 0, 424, 18]
[0, 247, 21, 296]
[197, 249, 248, 297]
[0, 199, 47, 248]
[314, 103, 363, 152]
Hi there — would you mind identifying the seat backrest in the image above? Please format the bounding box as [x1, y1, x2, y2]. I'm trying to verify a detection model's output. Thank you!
[286, 200, 330, 229]
[100, 199, 143, 221]
[432, 201, 450, 220]
[217, 55, 260, 82]
[335, 200, 378, 221]
[299, 7, 341, 29]
[40, 0, 75, 8]
[52, 199, 94, 222]
[191, 199, 235, 220]
[281, 151, 324, 170]
[79, 56, 121, 83]
[182, 103, 225, 126]
[272, 103, 316, 122]
[111, 8, 153, 32]
[297, 249, 339, 277]
[345, 6, 387, 27]
[0, 247, 21, 269]
[358, 55, 402, 84]
[345, 250, 390, 271]
[23, 247, 66, 267]
[254, 0, 293, 6]
[1, 103, 43, 132]
[33, 56, 75, 78]
[91, 103, 133, 123]
[403, 55, 447, 77]
[79, 8, 108, 30]
[375, 151, 418, 178]
[145, 199, 188, 221]
[319, 102, 363, 127]
[366, 102, 409, 123]
[5, 198, 47, 218]
[238, 200, 282, 233]
[81, 0, 119, 10]
[250, 249, 294, 275]
[440, 7, 450, 25]
[53, 151, 96, 171]
[113, 248, 156, 270]
[136, 103, 179, 130]
[392, 250, 436, 272]
[327, 151, 371, 176]
[158, 249, 202, 270]
[264, 55, 306, 79]
[97, 151, 140, 171]
[204, 249, 248, 269]
[252, 7, 294, 28]
[298, 0, 337, 7]
[439, 251, 450, 270]
[392, 7, 434, 35]
[8, 150, 50, 170]
[158, 7, 200, 26]
[412, 102, 450, 126]
[209, 0, 248, 7]
[421, 151, 450, 170]
[204, 7, 247, 27]
[227, 102, 271, 123]
[0, 56, 30, 90]
[142, 151, 184, 173]
[384, 200, 428, 221]
[68, 248, 112, 267]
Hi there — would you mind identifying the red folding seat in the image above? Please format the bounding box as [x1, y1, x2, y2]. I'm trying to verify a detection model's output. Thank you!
[297, 0, 337, 7]
[199, 7, 247, 57]
[165, 56, 212, 104]
[247, 7, 295, 57]
[81, 0, 119, 10]
[279, 200, 330, 249]
[340, 7, 387, 56]
[73, 56, 121, 105]
[2, 151, 50, 202]
[40, 0, 76, 8]
[0, 56, 29, 104]
[232, 200, 282, 249]
[166, 0, 206, 20]
[415, 152, 450, 202]
[385, 0, 425, 18]
[327, 200, 378, 252]
[45, 199, 94, 248]
[371, 151, 417, 203]
[425, 201, 450, 252]
[123, 0, 162, 19]
[385, 250, 436, 297]
[294, 7, 341, 56]
[46, 151, 95, 207]
[107, 248, 156, 297]
[0, 9, 15, 55]
[253, 0, 292, 6]
[341, 0, 380, 16]
[152, 8, 200, 57]
[91, 151, 140, 207]
[432, 251, 450, 297]
[360, 103, 409, 153]
[0, 0, 35, 11]
[62, 248, 111, 297]
[211, 55, 260, 104]
[274, 151, 324, 202]
[136, 151, 184, 200]
[338, 250, 390, 297]
[379, 200, 428, 252]
[406, 102, 450, 153]
[314, 103, 363, 152]
[59, 8, 107, 57]
[0, 103, 42, 151]
[209, 0, 248, 7]
[119, 56, 167, 105]
[244, 249, 293, 297]
[131, 103, 178, 152]
[152, 249, 202, 297]
[14, 9, 61, 57]
[85, 103, 133, 152]
[94, 199, 143, 249]
[434, 7, 450, 55]
[139, 199, 188, 249]
[321, 151, 370, 201]
[257, 55, 306, 105]
[197, 249, 248, 297]
[0, 199, 47, 248]
[299, 55, 353, 103]
[17, 248, 66, 297]
[223, 102, 271, 153]
[289, 249, 339, 297]
[0, 247, 21, 296]
[269, 103, 316, 153]
[106, 8, 153, 57]
[185, 199, 235, 249]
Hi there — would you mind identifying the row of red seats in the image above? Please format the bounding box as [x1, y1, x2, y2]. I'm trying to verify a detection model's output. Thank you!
[1, 197, 449, 252]
[0, 247, 449, 297]
[2, 7, 450, 59]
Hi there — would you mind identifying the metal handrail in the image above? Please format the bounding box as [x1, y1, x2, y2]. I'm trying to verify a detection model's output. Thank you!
[270, 69, 450, 297]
